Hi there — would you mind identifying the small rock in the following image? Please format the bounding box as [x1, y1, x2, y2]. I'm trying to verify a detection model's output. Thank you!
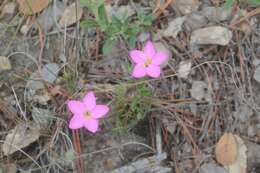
[254, 66, 260, 83]
[20, 24, 30, 35]
[184, 12, 208, 31]
[253, 58, 260, 67]
[0, 56, 11, 72]
[190, 81, 211, 102]
[163, 16, 186, 38]
[173, 0, 201, 15]
[201, 6, 232, 22]
[234, 104, 253, 122]
[42, 63, 59, 83]
[247, 126, 256, 137]
[178, 61, 192, 79]
[1, 2, 16, 16]
[200, 163, 228, 173]
[190, 26, 232, 46]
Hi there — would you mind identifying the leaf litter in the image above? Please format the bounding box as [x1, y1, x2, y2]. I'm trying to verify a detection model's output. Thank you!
[0, 0, 260, 172]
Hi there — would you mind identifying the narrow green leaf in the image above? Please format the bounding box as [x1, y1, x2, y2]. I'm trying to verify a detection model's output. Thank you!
[98, 4, 108, 26]
[128, 36, 136, 49]
[223, 0, 236, 8]
[80, 19, 98, 28]
[102, 38, 116, 55]
[79, 0, 90, 7]
[248, 0, 260, 6]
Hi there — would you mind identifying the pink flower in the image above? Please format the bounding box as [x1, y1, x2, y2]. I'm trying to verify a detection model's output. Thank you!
[129, 41, 168, 78]
[67, 91, 109, 133]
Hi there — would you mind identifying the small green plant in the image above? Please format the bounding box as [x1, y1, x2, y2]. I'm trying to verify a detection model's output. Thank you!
[79, 0, 154, 54]
[60, 69, 78, 93]
[114, 83, 152, 133]
[224, 0, 260, 8]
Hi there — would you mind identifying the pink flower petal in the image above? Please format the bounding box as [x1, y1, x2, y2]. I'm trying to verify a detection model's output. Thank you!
[69, 115, 85, 129]
[146, 65, 161, 78]
[84, 119, 99, 133]
[152, 52, 168, 65]
[132, 64, 146, 78]
[129, 50, 146, 64]
[144, 41, 156, 58]
[67, 101, 86, 114]
[83, 91, 96, 111]
[91, 105, 109, 119]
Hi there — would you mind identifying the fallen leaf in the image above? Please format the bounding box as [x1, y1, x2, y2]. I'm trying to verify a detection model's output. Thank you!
[173, 0, 200, 15]
[2, 123, 40, 155]
[200, 163, 228, 173]
[190, 26, 232, 46]
[0, 56, 12, 72]
[17, 0, 51, 15]
[163, 16, 186, 38]
[215, 133, 237, 166]
[59, 2, 83, 27]
[41, 63, 59, 83]
[178, 61, 192, 79]
[226, 135, 247, 173]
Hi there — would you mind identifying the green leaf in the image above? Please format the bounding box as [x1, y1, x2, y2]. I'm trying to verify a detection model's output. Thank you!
[81, 19, 98, 28]
[102, 38, 116, 55]
[106, 18, 122, 35]
[98, 4, 108, 26]
[125, 26, 140, 36]
[79, 0, 90, 7]
[128, 36, 136, 49]
[248, 0, 260, 6]
[79, 0, 97, 13]
[223, 0, 236, 8]
[138, 13, 154, 26]
[111, 16, 122, 28]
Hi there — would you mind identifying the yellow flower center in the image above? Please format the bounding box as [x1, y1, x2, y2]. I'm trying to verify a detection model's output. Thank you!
[144, 58, 152, 67]
[84, 111, 92, 120]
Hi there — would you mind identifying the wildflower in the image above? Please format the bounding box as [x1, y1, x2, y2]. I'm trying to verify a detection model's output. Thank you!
[68, 91, 109, 133]
[129, 41, 168, 78]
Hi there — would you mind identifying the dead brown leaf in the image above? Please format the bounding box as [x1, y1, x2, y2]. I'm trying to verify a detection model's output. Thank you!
[2, 123, 40, 155]
[17, 0, 51, 15]
[58, 2, 83, 27]
[226, 135, 247, 173]
[215, 133, 238, 166]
